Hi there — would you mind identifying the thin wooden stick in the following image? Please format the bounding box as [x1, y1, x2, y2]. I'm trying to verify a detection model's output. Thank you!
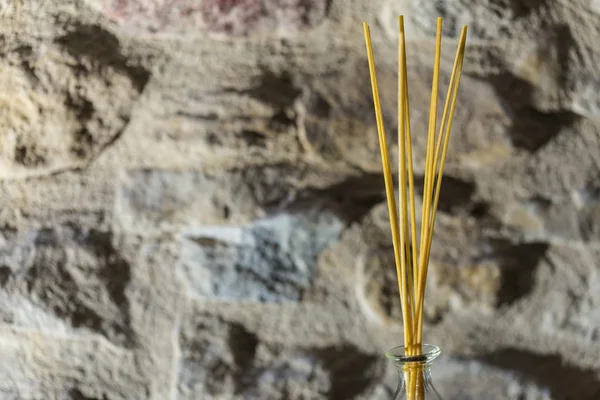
[400, 17, 420, 400]
[363, 19, 468, 380]
[429, 26, 469, 208]
[415, 26, 468, 341]
[363, 22, 414, 350]
[416, 17, 443, 312]
[414, 17, 443, 351]
[397, 16, 415, 353]
[400, 17, 420, 349]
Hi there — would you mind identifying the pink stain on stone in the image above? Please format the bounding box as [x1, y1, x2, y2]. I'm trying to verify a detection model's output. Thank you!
[101, 0, 330, 36]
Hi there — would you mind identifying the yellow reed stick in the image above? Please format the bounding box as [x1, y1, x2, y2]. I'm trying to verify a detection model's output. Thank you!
[417, 18, 443, 304]
[363, 22, 414, 350]
[415, 27, 468, 340]
[397, 17, 415, 353]
[363, 18, 467, 386]
[414, 18, 444, 345]
[403, 47, 420, 343]
[399, 17, 420, 348]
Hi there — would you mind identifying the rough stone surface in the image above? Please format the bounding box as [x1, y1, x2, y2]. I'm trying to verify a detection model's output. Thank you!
[0, 22, 149, 179]
[98, 0, 331, 36]
[0, 225, 134, 346]
[177, 308, 384, 400]
[2, 0, 600, 399]
[177, 209, 345, 302]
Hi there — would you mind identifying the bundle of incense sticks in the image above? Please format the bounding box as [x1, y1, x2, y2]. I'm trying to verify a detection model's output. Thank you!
[363, 17, 468, 356]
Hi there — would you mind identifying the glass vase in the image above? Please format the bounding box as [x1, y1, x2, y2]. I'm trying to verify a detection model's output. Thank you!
[386, 344, 444, 400]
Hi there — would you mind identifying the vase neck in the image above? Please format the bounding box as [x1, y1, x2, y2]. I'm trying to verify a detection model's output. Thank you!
[387, 345, 444, 399]
[398, 357, 435, 387]
[401, 362, 434, 373]
[400, 364, 433, 380]
[397, 367, 436, 399]
[385, 344, 441, 366]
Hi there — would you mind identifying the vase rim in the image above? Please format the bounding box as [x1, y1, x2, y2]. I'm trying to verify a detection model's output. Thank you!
[385, 344, 441, 364]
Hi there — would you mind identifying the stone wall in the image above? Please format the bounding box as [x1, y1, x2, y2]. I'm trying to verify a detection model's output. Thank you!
[1, 0, 600, 399]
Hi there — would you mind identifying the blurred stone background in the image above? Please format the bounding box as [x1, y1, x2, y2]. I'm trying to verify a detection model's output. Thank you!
[0, 0, 599, 399]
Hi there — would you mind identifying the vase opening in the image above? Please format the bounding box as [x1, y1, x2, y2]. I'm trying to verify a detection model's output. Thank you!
[385, 344, 444, 400]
